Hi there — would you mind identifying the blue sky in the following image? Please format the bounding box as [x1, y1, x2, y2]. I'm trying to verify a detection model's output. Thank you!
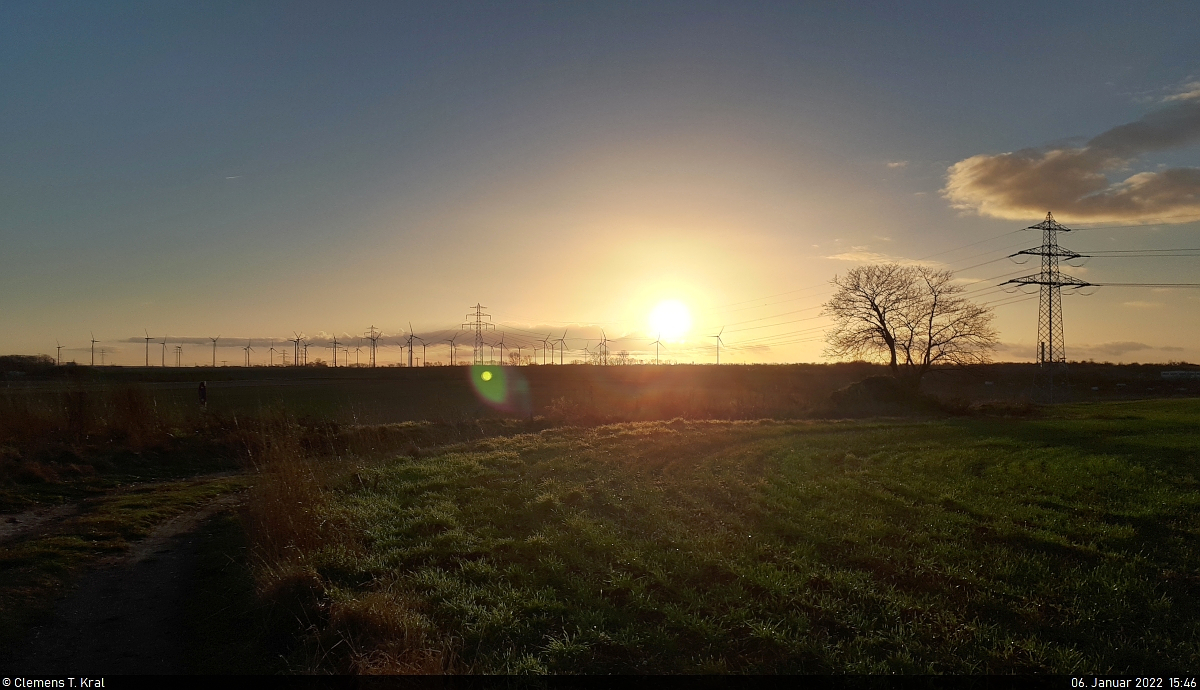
[3, 2, 1198, 365]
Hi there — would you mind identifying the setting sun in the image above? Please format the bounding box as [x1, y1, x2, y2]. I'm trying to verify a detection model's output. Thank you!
[649, 299, 692, 341]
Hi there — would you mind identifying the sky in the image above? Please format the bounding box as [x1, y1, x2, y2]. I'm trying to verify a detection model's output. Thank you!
[2, 1, 1199, 367]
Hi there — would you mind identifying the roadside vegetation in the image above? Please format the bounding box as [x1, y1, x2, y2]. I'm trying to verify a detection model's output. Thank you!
[245, 399, 1200, 673]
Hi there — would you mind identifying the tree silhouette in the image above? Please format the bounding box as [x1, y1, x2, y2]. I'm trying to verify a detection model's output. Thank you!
[823, 263, 997, 388]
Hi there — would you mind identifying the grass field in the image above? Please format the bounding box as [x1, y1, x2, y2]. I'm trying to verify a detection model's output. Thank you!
[251, 398, 1200, 673]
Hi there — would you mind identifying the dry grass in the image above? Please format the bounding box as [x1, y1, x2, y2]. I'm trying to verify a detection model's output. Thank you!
[239, 414, 461, 673]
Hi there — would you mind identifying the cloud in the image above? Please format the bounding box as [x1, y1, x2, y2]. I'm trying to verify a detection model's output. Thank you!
[886, 161, 908, 169]
[1069, 341, 1185, 358]
[1121, 300, 1163, 309]
[824, 246, 939, 266]
[1165, 81, 1200, 102]
[943, 100, 1200, 222]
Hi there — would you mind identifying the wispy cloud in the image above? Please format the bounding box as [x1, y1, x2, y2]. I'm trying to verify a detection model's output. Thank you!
[824, 246, 938, 266]
[885, 161, 908, 169]
[943, 99, 1200, 222]
[1164, 81, 1200, 102]
[1121, 300, 1164, 309]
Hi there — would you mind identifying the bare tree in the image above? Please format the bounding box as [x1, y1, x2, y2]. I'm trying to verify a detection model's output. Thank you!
[823, 263, 997, 388]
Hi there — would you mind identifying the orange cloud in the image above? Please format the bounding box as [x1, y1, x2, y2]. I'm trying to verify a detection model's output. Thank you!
[943, 100, 1200, 222]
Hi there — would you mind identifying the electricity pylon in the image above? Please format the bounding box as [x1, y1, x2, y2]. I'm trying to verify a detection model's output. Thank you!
[462, 304, 495, 365]
[367, 325, 381, 367]
[1000, 212, 1092, 365]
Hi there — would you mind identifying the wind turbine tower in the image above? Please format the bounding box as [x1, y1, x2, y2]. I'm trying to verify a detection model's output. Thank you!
[210, 336, 221, 368]
[90, 333, 97, 366]
[143, 330, 153, 367]
[554, 330, 568, 365]
[289, 333, 301, 367]
[56, 340, 63, 365]
[709, 327, 725, 365]
[650, 334, 664, 365]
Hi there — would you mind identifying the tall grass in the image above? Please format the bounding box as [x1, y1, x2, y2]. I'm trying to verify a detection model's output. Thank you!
[0, 386, 211, 486]
[239, 413, 462, 673]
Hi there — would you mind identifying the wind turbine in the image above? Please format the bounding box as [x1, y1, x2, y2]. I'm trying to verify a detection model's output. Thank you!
[515, 344, 523, 366]
[243, 339, 254, 367]
[210, 335, 221, 368]
[355, 339, 363, 367]
[174, 344, 182, 367]
[289, 333, 301, 367]
[709, 327, 725, 365]
[90, 333, 97, 366]
[598, 329, 610, 366]
[160, 335, 167, 367]
[650, 334, 666, 365]
[540, 334, 552, 365]
[404, 323, 425, 368]
[496, 334, 506, 366]
[554, 330, 568, 365]
[269, 344, 278, 367]
[446, 333, 459, 366]
[56, 339, 63, 365]
[143, 330, 153, 367]
[331, 334, 339, 367]
[302, 340, 310, 366]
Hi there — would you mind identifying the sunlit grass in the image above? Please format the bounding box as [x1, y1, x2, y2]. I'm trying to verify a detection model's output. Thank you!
[256, 398, 1200, 673]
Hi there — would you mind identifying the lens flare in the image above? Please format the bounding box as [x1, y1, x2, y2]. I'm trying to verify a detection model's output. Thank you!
[469, 365, 531, 416]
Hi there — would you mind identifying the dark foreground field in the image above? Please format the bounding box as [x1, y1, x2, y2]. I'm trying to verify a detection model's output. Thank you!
[251, 398, 1200, 673]
[1, 370, 1198, 674]
[4, 360, 1197, 424]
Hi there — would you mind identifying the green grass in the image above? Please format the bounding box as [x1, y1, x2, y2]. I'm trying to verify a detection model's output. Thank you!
[272, 399, 1200, 673]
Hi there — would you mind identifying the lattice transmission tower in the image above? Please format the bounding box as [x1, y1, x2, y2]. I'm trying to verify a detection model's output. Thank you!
[462, 303, 495, 365]
[1001, 212, 1092, 365]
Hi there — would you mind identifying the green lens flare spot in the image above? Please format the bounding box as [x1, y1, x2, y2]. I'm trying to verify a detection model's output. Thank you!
[470, 365, 508, 405]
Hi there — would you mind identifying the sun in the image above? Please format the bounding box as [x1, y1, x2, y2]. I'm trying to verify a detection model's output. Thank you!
[649, 300, 692, 341]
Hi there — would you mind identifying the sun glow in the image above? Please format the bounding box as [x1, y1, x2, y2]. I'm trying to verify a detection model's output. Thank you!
[649, 300, 692, 341]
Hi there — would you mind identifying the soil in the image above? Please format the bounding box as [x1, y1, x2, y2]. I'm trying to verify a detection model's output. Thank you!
[0, 504, 80, 545]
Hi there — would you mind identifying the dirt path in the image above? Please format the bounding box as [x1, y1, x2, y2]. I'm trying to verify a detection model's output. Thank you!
[0, 504, 80, 545]
[14, 493, 246, 674]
